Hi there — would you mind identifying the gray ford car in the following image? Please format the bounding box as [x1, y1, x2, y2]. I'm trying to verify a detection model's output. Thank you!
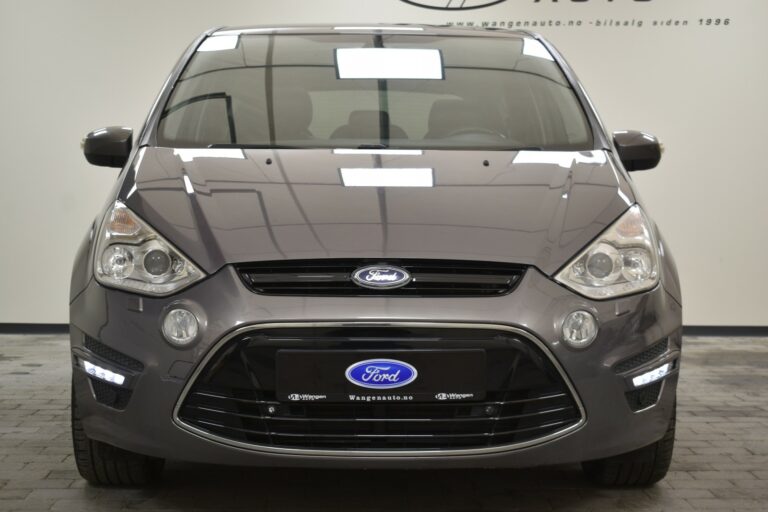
[71, 25, 682, 487]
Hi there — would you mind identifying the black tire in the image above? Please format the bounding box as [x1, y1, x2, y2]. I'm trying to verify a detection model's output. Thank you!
[581, 407, 676, 487]
[71, 379, 164, 486]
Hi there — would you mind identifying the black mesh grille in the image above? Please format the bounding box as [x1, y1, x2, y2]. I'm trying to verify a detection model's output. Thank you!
[90, 379, 132, 410]
[182, 389, 578, 450]
[178, 327, 582, 451]
[625, 382, 663, 412]
[84, 336, 144, 371]
[614, 339, 669, 373]
[236, 259, 527, 297]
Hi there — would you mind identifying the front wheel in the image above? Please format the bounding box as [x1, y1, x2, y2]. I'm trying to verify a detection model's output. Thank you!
[581, 406, 676, 487]
[71, 378, 165, 486]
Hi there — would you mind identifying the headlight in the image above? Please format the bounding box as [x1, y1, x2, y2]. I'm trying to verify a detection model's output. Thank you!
[555, 205, 659, 299]
[94, 201, 205, 296]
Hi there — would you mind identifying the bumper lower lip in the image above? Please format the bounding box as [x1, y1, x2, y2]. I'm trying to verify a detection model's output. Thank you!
[171, 321, 587, 458]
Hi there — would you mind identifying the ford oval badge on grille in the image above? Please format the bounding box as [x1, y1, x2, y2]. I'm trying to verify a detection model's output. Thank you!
[345, 359, 418, 389]
[352, 265, 411, 289]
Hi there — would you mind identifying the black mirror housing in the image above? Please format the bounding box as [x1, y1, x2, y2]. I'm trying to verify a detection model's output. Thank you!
[83, 127, 133, 168]
[613, 131, 662, 172]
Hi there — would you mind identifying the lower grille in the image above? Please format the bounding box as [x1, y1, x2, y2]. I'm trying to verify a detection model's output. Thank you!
[177, 326, 582, 451]
[182, 389, 577, 450]
[90, 378, 132, 410]
[236, 259, 527, 297]
[625, 382, 663, 412]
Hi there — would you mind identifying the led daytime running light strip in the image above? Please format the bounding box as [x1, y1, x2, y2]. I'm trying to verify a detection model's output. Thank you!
[632, 363, 671, 388]
[82, 360, 126, 386]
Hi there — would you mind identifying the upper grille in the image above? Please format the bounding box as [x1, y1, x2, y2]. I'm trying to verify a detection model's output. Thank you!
[176, 326, 583, 451]
[236, 259, 527, 297]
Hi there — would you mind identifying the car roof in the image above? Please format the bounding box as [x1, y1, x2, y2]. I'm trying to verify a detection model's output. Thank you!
[211, 24, 533, 39]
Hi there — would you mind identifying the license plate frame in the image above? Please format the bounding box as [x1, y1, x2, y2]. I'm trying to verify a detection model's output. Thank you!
[276, 349, 486, 403]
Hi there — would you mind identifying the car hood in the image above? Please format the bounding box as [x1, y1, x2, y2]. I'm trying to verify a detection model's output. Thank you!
[119, 147, 635, 276]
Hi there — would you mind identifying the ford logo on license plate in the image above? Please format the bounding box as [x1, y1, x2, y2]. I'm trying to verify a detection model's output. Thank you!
[345, 359, 418, 389]
[352, 265, 411, 289]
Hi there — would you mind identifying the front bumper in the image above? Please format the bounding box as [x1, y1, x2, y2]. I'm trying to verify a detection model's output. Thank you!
[70, 265, 682, 468]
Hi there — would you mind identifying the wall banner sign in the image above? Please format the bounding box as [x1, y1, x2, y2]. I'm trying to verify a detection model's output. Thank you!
[401, 0, 509, 10]
[400, 0, 731, 30]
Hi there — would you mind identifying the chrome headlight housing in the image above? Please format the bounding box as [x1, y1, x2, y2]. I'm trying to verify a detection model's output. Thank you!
[94, 201, 204, 296]
[555, 205, 659, 299]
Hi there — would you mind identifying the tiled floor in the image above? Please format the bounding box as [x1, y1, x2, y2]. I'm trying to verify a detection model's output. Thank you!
[0, 334, 766, 511]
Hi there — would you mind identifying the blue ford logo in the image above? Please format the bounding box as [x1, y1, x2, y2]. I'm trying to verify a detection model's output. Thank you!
[345, 359, 418, 389]
[352, 265, 411, 289]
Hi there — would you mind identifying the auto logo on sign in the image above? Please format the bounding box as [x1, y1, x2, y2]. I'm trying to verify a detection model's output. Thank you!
[352, 265, 411, 289]
[401, 0, 507, 10]
[345, 359, 418, 389]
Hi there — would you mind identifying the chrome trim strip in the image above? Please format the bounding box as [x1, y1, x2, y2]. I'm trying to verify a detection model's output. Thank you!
[172, 322, 587, 458]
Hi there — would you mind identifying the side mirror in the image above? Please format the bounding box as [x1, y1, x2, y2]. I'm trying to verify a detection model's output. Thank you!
[613, 130, 662, 172]
[82, 126, 133, 168]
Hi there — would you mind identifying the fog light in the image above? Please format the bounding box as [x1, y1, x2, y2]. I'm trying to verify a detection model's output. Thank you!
[632, 363, 671, 388]
[162, 308, 199, 346]
[82, 360, 126, 386]
[562, 310, 598, 348]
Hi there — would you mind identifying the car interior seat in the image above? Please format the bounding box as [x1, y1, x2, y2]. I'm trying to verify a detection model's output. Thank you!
[330, 110, 408, 141]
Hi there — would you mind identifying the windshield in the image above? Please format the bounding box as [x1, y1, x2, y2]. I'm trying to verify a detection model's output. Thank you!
[156, 32, 593, 150]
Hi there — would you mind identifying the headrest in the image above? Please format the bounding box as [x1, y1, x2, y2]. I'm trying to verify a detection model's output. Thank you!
[348, 110, 390, 127]
[427, 99, 479, 138]
[273, 87, 313, 129]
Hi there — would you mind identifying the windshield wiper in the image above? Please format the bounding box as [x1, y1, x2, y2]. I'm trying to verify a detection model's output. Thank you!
[356, 144, 389, 149]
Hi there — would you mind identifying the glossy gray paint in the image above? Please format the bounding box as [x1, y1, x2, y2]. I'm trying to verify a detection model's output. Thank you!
[70, 24, 682, 468]
[117, 148, 635, 278]
[70, 266, 681, 466]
